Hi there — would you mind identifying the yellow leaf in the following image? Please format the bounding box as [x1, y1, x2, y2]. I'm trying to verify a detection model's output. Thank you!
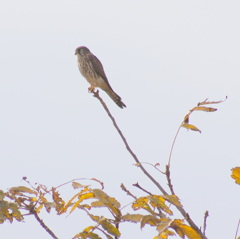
[171, 219, 202, 239]
[79, 192, 95, 201]
[69, 198, 84, 214]
[92, 189, 121, 217]
[72, 182, 86, 189]
[62, 192, 94, 214]
[132, 197, 154, 214]
[156, 219, 172, 233]
[231, 167, 240, 184]
[101, 219, 121, 237]
[9, 186, 37, 195]
[122, 213, 143, 223]
[161, 195, 182, 207]
[148, 195, 173, 215]
[44, 202, 54, 213]
[86, 232, 102, 239]
[108, 197, 121, 209]
[155, 232, 168, 239]
[140, 215, 160, 229]
[91, 200, 105, 207]
[88, 213, 101, 223]
[91, 197, 120, 208]
[155, 229, 175, 239]
[73, 231, 102, 239]
[83, 226, 94, 232]
[181, 123, 201, 133]
[92, 189, 109, 203]
[192, 106, 217, 112]
[52, 188, 65, 213]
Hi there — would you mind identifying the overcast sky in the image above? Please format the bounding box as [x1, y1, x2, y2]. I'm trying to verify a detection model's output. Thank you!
[1, 1, 240, 238]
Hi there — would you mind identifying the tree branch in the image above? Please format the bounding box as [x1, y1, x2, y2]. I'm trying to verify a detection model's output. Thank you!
[133, 182, 152, 195]
[165, 165, 175, 195]
[203, 211, 209, 236]
[92, 90, 167, 195]
[31, 208, 59, 239]
[92, 90, 207, 239]
[120, 183, 137, 200]
[235, 219, 240, 239]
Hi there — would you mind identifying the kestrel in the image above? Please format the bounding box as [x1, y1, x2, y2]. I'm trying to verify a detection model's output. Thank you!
[75, 46, 126, 108]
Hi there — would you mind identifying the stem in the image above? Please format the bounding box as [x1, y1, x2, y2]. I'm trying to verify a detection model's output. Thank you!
[203, 211, 209, 236]
[235, 219, 240, 239]
[93, 90, 167, 195]
[31, 208, 59, 239]
[168, 125, 181, 167]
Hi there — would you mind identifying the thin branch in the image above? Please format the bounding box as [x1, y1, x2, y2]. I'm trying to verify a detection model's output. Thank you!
[31, 208, 59, 239]
[139, 162, 165, 174]
[55, 177, 104, 190]
[92, 90, 167, 195]
[93, 90, 207, 239]
[203, 211, 209, 236]
[165, 165, 175, 195]
[168, 125, 181, 167]
[133, 182, 152, 195]
[120, 183, 137, 200]
[235, 219, 240, 239]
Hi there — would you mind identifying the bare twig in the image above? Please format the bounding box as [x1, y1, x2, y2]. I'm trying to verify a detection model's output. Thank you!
[31, 208, 59, 239]
[55, 177, 104, 190]
[133, 182, 152, 195]
[235, 219, 240, 239]
[139, 162, 165, 174]
[203, 211, 209, 236]
[92, 90, 167, 195]
[168, 125, 181, 167]
[120, 183, 137, 200]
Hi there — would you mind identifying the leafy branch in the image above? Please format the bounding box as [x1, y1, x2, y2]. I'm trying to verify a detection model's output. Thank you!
[92, 90, 226, 239]
[0, 92, 227, 239]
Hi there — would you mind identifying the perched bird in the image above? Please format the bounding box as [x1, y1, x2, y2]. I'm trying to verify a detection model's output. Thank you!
[75, 46, 126, 109]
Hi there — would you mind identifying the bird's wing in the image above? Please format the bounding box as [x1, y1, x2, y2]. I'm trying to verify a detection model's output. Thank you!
[87, 53, 113, 90]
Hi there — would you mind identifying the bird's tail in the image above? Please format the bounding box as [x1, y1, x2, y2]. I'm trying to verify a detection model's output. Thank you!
[105, 90, 126, 109]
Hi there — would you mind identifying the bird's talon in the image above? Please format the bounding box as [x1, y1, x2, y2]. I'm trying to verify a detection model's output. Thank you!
[88, 86, 95, 93]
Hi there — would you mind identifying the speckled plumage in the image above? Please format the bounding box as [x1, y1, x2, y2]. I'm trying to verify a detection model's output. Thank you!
[75, 46, 126, 109]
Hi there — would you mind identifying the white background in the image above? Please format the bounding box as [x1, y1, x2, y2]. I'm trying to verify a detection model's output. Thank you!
[0, 1, 240, 238]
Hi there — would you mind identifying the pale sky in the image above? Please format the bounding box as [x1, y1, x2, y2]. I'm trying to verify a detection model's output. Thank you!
[1, 1, 240, 238]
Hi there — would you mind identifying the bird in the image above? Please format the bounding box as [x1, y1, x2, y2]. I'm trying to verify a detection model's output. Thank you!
[75, 46, 126, 109]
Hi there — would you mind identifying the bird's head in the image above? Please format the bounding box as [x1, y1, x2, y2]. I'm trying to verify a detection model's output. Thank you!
[75, 46, 90, 56]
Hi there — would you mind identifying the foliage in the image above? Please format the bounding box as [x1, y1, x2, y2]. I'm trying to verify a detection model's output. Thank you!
[0, 179, 201, 239]
[231, 167, 240, 185]
[0, 95, 235, 239]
